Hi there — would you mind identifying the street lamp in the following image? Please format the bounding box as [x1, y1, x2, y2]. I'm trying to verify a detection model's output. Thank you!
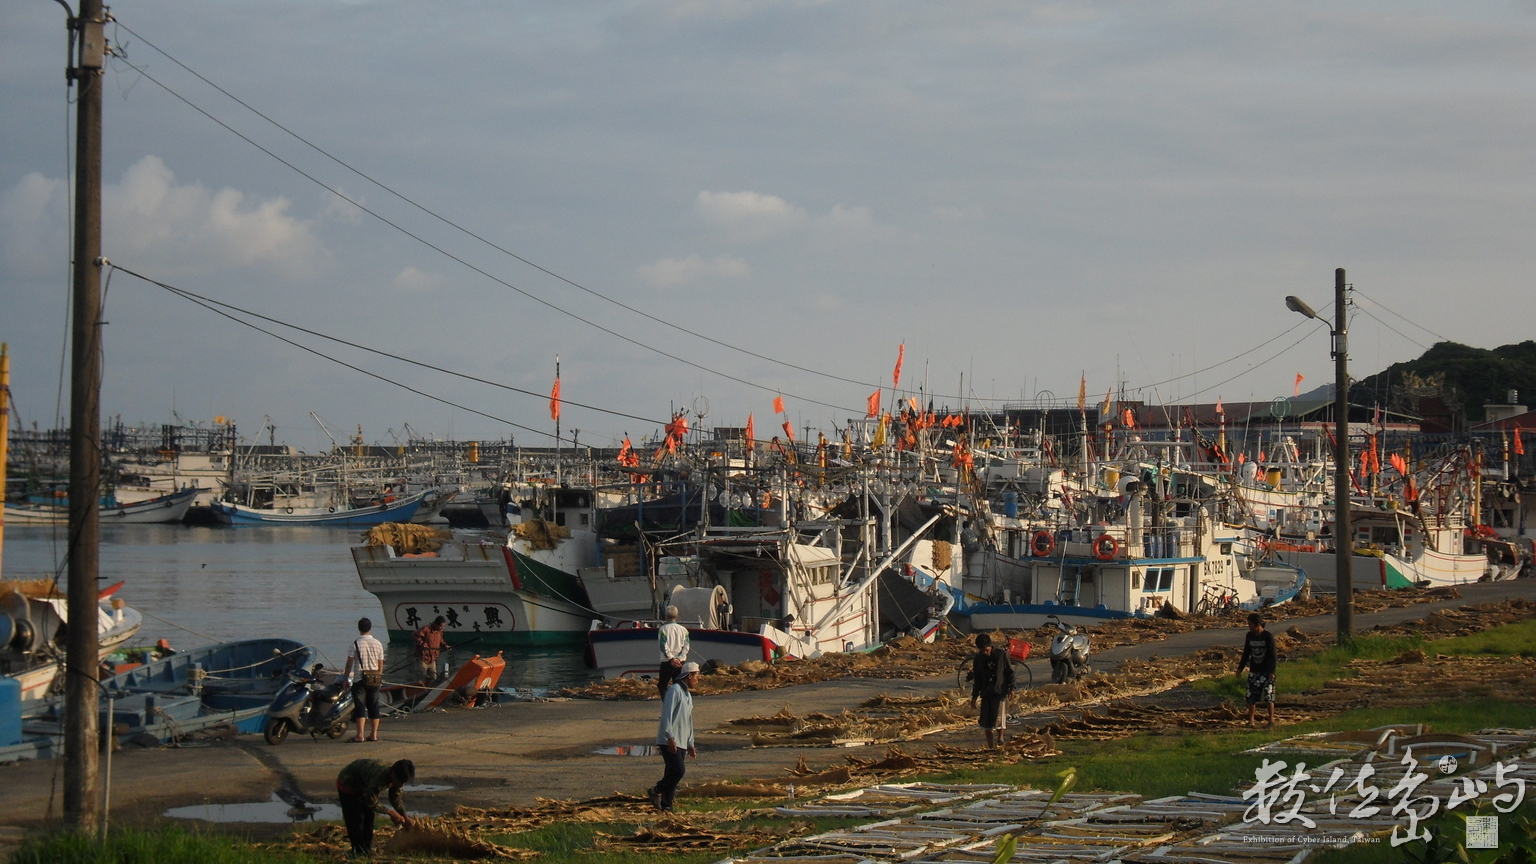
[1286, 269, 1351, 644]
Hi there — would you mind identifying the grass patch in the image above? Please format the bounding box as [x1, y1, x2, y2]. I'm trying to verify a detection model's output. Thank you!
[1198, 619, 1536, 703]
[8, 826, 316, 864]
[925, 699, 1536, 801]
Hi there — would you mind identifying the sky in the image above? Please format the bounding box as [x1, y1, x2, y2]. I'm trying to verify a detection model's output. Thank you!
[3, 1, 1534, 453]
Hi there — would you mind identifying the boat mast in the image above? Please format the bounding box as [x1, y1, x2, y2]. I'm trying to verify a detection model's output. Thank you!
[64, 0, 107, 829]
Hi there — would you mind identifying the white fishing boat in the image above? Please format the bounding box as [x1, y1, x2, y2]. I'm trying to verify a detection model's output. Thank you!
[1264, 507, 1499, 591]
[2, 487, 199, 526]
[351, 489, 603, 646]
[1, 581, 142, 709]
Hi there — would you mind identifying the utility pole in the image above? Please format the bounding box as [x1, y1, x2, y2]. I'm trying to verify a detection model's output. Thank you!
[1332, 268, 1352, 644]
[65, 0, 107, 831]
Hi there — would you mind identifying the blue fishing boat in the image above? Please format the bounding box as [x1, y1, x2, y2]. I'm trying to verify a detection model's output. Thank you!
[0, 639, 311, 763]
[210, 491, 427, 526]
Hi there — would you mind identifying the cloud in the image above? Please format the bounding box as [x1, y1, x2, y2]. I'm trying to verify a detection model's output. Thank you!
[696, 190, 806, 242]
[637, 253, 750, 287]
[930, 205, 985, 223]
[0, 173, 66, 278]
[103, 156, 322, 277]
[816, 203, 874, 231]
[392, 266, 441, 291]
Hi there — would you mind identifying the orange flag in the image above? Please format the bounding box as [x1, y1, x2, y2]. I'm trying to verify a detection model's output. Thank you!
[907, 395, 920, 413]
[745, 413, 755, 445]
[549, 375, 561, 421]
[866, 390, 881, 418]
[1077, 375, 1086, 411]
[892, 344, 905, 389]
[773, 396, 785, 414]
[1390, 453, 1407, 475]
[1293, 373, 1305, 397]
[1215, 396, 1224, 414]
[1516, 430, 1526, 456]
[782, 421, 795, 442]
[1122, 408, 1135, 428]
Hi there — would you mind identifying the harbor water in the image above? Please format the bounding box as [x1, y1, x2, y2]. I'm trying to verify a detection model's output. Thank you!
[2, 524, 600, 690]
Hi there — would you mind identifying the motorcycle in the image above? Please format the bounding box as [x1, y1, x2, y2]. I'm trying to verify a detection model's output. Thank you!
[1047, 615, 1091, 684]
[263, 657, 356, 745]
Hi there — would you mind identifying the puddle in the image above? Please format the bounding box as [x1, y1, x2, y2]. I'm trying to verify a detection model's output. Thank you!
[403, 784, 454, 792]
[594, 744, 659, 757]
[165, 793, 342, 824]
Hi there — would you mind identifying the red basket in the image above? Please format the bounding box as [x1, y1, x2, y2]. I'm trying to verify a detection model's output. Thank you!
[1007, 638, 1031, 662]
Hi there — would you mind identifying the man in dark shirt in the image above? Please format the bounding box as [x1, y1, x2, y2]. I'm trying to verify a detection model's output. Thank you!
[969, 633, 1015, 749]
[1236, 613, 1277, 726]
[336, 758, 415, 855]
[414, 616, 447, 683]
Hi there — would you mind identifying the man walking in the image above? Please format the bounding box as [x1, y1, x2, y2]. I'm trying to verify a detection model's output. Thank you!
[1236, 613, 1277, 726]
[968, 633, 1014, 749]
[657, 605, 690, 695]
[414, 615, 446, 683]
[336, 758, 415, 856]
[345, 617, 386, 742]
[649, 661, 698, 812]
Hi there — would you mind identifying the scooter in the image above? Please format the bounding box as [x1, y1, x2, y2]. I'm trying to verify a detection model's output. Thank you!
[263, 658, 356, 745]
[1047, 615, 1091, 684]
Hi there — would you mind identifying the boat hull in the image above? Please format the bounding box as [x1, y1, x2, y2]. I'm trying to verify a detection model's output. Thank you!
[352, 544, 595, 646]
[587, 626, 775, 679]
[3, 487, 198, 526]
[1271, 549, 1489, 591]
[211, 492, 426, 526]
[967, 603, 1137, 631]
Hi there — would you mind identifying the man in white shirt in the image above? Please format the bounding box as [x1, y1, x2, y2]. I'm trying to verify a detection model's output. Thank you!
[656, 605, 690, 695]
[344, 617, 386, 742]
[648, 661, 698, 812]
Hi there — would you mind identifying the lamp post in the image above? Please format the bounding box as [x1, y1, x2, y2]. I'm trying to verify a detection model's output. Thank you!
[1285, 268, 1351, 644]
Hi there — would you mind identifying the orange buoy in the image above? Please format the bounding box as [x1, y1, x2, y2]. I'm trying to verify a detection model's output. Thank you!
[1031, 530, 1056, 557]
[1093, 534, 1120, 560]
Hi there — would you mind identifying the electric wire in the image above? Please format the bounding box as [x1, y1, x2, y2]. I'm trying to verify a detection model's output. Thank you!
[1352, 288, 1450, 343]
[112, 265, 670, 427]
[107, 52, 863, 417]
[113, 21, 899, 397]
[1354, 305, 1430, 352]
[1177, 323, 1330, 403]
[115, 267, 563, 440]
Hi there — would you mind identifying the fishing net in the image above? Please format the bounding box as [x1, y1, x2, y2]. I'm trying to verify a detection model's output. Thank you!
[361, 523, 453, 555]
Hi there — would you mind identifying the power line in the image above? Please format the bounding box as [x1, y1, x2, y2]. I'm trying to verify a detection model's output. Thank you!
[113, 21, 900, 398]
[112, 266, 562, 440]
[1351, 288, 1450, 344]
[113, 264, 671, 427]
[108, 51, 864, 417]
[1179, 323, 1330, 403]
[1354, 305, 1430, 352]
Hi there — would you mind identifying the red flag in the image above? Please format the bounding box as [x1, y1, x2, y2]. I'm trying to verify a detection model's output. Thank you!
[782, 421, 795, 442]
[549, 375, 561, 421]
[1215, 396, 1224, 414]
[773, 396, 785, 414]
[892, 344, 905, 389]
[866, 390, 881, 418]
[1516, 430, 1526, 456]
[1293, 373, 1304, 397]
[745, 413, 755, 445]
[1122, 408, 1135, 428]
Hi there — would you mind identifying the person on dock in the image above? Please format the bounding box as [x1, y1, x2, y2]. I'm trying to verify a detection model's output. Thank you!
[414, 615, 447, 683]
[969, 633, 1014, 749]
[1237, 613, 1277, 726]
[336, 757, 415, 856]
[649, 660, 698, 812]
[657, 605, 690, 695]
[346, 617, 386, 742]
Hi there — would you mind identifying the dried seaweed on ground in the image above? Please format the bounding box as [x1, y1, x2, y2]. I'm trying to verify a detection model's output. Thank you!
[592, 816, 809, 852]
[382, 819, 530, 859]
[442, 793, 656, 833]
[558, 588, 1476, 701]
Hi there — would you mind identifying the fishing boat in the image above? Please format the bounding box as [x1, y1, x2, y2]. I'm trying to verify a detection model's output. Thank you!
[1, 580, 143, 709]
[1, 486, 199, 526]
[964, 485, 1305, 631]
[1262, 506, 1499, 590]
[0, 638, 310, 763]
[210, 489, 427, 526]
[352, 489, 603, 646]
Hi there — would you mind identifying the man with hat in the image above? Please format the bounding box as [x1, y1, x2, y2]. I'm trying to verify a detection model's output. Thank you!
[649, 660, 699, 811]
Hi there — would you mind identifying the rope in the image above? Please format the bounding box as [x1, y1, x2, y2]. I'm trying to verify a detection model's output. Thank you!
[137, 609, 223, 644]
